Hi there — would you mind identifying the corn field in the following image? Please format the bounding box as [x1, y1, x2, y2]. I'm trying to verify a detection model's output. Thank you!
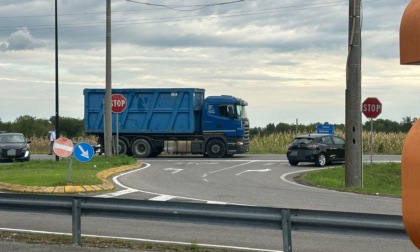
[250, 130, 406, 155]
[29, 135, 98, 154]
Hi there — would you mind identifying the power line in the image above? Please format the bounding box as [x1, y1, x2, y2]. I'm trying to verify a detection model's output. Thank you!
[126, 0, 245, 11]
[0, 0, 388, 32]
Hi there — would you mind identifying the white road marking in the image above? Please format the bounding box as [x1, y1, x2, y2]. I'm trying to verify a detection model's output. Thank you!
[207, 201, 227, 205]
[209, 160, 257, 174]
[149, 195, 177, 201]
[236, 168, 271, 176]
[94, 163, 151, 198]
[280, 167, 330, 190]
[95, 188, 139, 198]
[164, 168, 183, 174]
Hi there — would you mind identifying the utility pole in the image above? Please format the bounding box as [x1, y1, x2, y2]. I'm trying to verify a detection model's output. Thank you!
[105, 0, 113, 157]
[345, 0, 362, 187]
[55, 0, 60, 161]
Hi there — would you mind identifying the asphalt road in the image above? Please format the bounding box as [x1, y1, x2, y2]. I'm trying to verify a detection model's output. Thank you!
[1, 154, 417, 251]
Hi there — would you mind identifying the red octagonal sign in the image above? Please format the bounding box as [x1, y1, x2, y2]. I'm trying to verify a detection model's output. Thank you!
[362, 97, 382, 119]
[111, 94, 127, 113]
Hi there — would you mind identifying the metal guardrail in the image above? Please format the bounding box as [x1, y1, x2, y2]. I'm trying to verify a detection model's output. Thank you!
[0, 193, 407, 252]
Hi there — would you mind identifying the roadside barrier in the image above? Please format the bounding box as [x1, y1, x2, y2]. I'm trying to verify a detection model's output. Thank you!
[0, 193, 407, 252]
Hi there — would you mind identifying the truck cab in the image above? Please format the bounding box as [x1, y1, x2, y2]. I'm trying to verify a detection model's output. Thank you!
[202, 95, 250, 157]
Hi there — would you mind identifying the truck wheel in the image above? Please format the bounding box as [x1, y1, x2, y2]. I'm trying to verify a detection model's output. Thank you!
[131, 139, 151, 158]
[206, 139, 226, 158]
[117, 139, 128, 155]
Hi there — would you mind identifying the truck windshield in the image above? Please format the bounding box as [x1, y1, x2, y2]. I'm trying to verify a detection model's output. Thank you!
[236, 105, 248, 119]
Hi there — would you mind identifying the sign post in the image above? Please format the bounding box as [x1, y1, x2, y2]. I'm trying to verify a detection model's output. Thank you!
[362, 97, 382, 167]
[111, 94, 127, 156]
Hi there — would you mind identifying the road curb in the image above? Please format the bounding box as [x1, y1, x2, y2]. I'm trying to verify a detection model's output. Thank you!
[0, 161, 143, 194]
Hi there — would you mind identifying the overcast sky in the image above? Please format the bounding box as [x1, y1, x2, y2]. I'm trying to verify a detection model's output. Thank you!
[0, 0, 417, 127]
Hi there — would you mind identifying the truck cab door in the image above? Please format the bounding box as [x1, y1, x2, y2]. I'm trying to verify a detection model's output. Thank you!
[203, 104, 238, 136]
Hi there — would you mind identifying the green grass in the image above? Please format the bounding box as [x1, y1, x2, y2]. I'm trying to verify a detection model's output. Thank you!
[297, 162, 401, 196]
[0, 231, 236, 252]
[0, 155, 136, 186]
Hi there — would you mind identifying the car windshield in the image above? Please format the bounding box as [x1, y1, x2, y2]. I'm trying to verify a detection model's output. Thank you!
[0, 135, 25, 143]
[293, 137, 314, 145]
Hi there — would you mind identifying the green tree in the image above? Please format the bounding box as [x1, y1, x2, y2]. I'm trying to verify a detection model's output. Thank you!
[400, 116, 417, 133]
[12, 116, 50, 137]
[50, 116, 84, 138]
[363, 119, 400, 133]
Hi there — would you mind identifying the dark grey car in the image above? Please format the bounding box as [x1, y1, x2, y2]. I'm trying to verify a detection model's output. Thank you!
[0, 133, 31, 162]
[286, 133, 345, 167]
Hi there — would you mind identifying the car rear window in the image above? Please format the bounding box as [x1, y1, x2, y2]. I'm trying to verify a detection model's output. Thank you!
[293, 138, 314, 144]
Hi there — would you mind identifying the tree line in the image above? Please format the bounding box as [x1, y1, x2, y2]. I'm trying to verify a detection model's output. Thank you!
[0, 115, 84, 139]
[250, 116, 417, 137]
[0, 115, 417, 138]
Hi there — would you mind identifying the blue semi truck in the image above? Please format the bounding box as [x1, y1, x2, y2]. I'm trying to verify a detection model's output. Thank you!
[83, 88, 250, 158]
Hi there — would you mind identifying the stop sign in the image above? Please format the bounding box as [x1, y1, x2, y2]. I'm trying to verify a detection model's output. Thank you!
[362, 97, 382, 119]
[111, 94, 127, 113]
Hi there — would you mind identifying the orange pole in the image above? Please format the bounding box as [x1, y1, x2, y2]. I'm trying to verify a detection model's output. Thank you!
[402, 119, 420, 248]
[400, 0, 420, 65]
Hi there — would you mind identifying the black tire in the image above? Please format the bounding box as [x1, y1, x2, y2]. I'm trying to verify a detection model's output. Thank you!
[315, 153, 327, 167]
[131, 139, 152, 158]
[117, 139, 129, 156]
[289, 160, 299, 166]
[206, 139, 226, 158]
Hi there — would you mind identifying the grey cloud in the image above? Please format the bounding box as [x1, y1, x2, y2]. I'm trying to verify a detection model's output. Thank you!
[0, 28, 47, 51]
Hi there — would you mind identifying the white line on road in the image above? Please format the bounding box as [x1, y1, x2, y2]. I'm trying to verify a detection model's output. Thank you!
[149, 195, 177, 201]
[236, 168, 271, 176]
[164, 168, 183, 174]
[94, 163, 151, 198]
[209, 161, 257, 174]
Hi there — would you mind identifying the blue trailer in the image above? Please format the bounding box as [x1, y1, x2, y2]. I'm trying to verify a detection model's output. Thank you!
[84, 88, 250, 158]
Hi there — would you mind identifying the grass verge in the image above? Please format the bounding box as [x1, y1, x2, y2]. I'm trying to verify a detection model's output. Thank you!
[0, 231, 238, 252]
[296, 162, 401, 197]
[0, 155, 137, 186]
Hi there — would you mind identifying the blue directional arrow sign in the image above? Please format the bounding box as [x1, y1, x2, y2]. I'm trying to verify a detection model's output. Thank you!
[74, 142, 95, 162]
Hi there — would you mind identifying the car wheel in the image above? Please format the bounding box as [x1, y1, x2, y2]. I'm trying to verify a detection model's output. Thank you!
[316, 153, 327, 167]
[289, 160, 299, 166]
[206, 139, 226, 158]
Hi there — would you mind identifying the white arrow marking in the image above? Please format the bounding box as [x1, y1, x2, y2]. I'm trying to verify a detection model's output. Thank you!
[78, 145, 90, 159]
[235, 169, 271, 176]
[164, 168, 183, 174]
